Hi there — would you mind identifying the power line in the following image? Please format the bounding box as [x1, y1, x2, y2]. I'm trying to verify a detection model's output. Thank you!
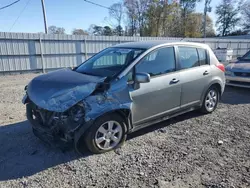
[83, 0, 120, 13]
[83, 0, 173, 20]
[9, 0, 31, 31]
[0, 0, 20, 10]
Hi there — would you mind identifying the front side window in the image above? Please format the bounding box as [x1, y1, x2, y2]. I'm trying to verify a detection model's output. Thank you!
[136, 47, 176, 77]
[76, 47, 145, 77]
[179, 47, 199, 69]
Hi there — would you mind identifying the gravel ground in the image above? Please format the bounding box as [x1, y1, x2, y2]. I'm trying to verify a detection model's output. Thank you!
[0, 73, 250, 188]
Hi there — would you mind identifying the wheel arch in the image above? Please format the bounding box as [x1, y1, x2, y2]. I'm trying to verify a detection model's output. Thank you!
[201, 80, 223, 104]
[74, 108, 132, 154]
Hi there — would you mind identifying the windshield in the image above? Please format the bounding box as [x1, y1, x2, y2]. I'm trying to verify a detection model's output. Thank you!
[241, 51, 250, 61]
[76, 47, 145, 77]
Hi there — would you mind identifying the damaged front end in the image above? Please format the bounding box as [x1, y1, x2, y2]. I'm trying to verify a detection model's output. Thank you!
[26, 101, 87, 149]
[23, 68, 132, 152]
[23, 68, 106, 149]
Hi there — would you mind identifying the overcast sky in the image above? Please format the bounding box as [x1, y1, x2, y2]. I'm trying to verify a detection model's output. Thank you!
[0, 0, 220, 34]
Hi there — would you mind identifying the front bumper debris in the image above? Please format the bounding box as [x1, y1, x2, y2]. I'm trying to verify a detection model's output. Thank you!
[26, 103, 74, 149]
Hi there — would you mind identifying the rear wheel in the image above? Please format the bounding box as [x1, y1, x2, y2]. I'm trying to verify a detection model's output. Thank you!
[84, 114, 127, 154]
[201, 87, 219, 113]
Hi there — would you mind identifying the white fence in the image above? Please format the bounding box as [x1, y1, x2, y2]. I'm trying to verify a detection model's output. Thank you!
[0, 32, 250, 74]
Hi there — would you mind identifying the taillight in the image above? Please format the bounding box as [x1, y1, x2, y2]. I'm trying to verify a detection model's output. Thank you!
[216, 63, 225, 72]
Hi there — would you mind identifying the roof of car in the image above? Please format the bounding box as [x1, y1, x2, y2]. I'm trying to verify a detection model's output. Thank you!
[114, 41, 209, 49]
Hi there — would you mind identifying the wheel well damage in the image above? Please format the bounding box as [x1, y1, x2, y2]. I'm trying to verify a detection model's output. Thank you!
[74, 76, 133, 154]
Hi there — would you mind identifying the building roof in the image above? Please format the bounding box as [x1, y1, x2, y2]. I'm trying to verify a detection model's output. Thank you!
[216, 35, 250, 39]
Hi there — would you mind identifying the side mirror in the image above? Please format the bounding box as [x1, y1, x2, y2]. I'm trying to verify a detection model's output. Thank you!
[135, 72, 150, 83]
[237, 57, 242, 61]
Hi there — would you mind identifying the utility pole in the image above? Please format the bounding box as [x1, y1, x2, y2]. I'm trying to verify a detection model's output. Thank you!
[41, 0, 48, 34]
[203, 0, 212, 38]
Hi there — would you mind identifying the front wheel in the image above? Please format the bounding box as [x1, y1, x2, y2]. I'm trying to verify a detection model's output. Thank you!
[84, 114, 127, 154]
[200, 87, 219, 113]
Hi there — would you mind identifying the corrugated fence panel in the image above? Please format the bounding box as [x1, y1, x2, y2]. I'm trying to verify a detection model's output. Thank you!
[0, 31, 250, 73]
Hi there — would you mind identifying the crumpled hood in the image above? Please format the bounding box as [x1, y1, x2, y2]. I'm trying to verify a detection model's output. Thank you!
[226, 61, 250, 72]
[27, 68, 106, 112]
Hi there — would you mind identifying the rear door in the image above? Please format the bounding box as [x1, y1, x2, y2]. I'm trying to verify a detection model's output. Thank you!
[177, 46, 212, 107]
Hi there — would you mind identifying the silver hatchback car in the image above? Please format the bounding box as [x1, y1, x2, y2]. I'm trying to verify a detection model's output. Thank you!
[23, 41, 225, 154]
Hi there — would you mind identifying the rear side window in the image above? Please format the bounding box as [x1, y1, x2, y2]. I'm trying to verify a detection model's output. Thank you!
[197, 48, 208, 65]
[178, 47, 199, 69]
[136, 47, 176, 77]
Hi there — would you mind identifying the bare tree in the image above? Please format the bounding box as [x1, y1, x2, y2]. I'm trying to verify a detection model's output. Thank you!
[203, 0, 212, 38]
[109, 2, 123, 36]
[124, 0, 138, 36]
[134, 0, 149, 36]
[215, 0, 240, 36]
[48, 26, 65, 34]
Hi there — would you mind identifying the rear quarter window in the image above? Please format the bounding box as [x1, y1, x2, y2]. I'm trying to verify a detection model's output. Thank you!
[197, 48, 209, 65]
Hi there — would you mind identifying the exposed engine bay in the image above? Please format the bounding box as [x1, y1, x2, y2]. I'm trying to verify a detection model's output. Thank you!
[26, 101, 86, 148]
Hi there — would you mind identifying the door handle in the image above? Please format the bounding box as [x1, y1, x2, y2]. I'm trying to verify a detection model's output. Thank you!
[170, 78, 179, 84]
[203, 70, 209, 75]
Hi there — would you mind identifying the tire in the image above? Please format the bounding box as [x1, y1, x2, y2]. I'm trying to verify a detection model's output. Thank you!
[200, 86, 219, 113]
[84, 113, 127, 154]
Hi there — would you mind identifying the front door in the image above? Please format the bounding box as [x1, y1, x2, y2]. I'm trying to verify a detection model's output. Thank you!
[130, 46, 182, 125]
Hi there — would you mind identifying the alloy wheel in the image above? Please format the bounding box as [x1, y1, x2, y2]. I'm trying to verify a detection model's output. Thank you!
[205, 89, 218, 112]
[95, 120, 123, 150]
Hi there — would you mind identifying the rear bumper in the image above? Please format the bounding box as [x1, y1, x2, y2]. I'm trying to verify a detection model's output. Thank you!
[226, 75, 250, 88]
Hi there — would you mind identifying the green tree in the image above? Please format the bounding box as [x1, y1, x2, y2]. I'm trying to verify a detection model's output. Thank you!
[241, 0, 250, 31]
[72, 29, 88, 35]
[185, 13, 215, 37]
[88, 25, 103, 36]
[227, 29, 248, 36]
[103, 26, 113, 36]
[179, 0, 200, 36]
[215, 0, 240, 36]
[113, 25, 124, 36]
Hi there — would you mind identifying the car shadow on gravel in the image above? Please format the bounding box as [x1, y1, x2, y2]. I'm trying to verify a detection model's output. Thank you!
[0, 112, 203, 181]
[127, 110, 203, 140]
[221, 86, 250, 105]
[0, 121, 88, 181]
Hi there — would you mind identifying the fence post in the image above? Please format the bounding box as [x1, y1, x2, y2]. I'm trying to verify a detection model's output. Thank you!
[236, 42, 241, 57]
[247, 42, 250, 51]
[84, 39, 88, 60]
[39, 37, 45, 73]
[216, 40, 220, 49]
